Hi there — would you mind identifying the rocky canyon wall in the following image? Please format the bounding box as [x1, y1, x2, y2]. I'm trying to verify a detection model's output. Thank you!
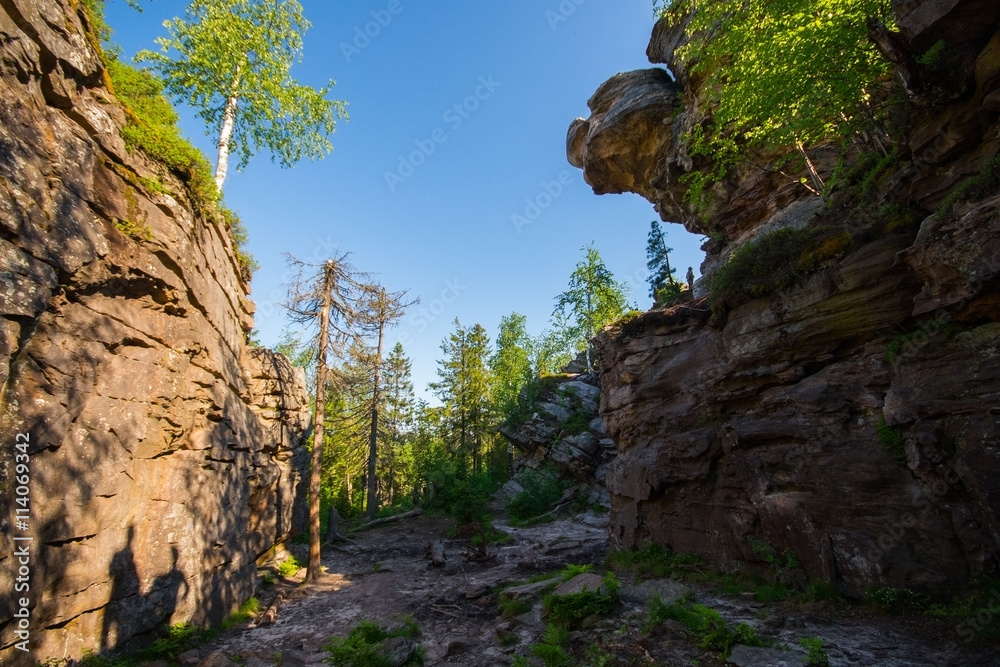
[0, 1, 309, 663]
[570, 0, 1000, 598]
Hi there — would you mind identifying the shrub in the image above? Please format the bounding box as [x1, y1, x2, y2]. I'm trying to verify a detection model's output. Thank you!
[542, 573, 618, 628]
[505, 467, 569, 523]
[324, 617, 423, 667]
[800, 637, 831, 666]
[710, 227, 840, 305]
[876, 420, 906, 466]
[647, 597, 769, 657]
[277, 555, 301, 577]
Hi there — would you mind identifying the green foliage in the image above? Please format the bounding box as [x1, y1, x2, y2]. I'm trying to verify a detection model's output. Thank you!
[646, 220, 681, 303]
[646, 597, 769, 657]
[136, 623, 216, 662]
[505, 467, 570, 523]
[106, 59, 220, 212]
[222, 596, 260, 630]
[423, 462, 495, 525]
[864, 587, 926, 611]
[277, 555, 301, 577]
[528, 624, 573, 667]
[430, 319, 496, 474]
[499, 594, 534, 620]
[876, 420, 906, 466]
[799, 637, 831, 667]
[113, 217, 153, 241]
[934, 154, 1000, 221]
[542, 573, 618, 628]
[490, 313, 535, 424]
[606, 542, 702, 580]
[219, 205, 258, 280]
[553, 244, 629, 369]
[709, 227, 852, 305]
[656, 0, 895, 207]
[747, 535, 799, 574]
[138, 0, 347, 189]
[324, 617, 423, 667]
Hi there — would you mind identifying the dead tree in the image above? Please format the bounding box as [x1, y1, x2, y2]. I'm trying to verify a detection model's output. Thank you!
[282, 253, 368, 583]
[359, 286, 416, 521]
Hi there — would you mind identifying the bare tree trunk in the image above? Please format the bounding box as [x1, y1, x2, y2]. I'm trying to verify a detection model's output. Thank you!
[214, 68, 242, 192]
[365, 311, 386, 520]
[796, 141, 825, 194]
[306, 261, 335, 583]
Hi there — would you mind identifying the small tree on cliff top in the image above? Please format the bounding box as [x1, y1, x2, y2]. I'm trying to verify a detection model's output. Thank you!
[554, 245, 629, 372]
[139, 0, 347, 192]
[655, 0, 896, 205]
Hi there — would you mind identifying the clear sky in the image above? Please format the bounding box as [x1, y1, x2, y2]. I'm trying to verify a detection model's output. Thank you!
[104, 0, 706, 401]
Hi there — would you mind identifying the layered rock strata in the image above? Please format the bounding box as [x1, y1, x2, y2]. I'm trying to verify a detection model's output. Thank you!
[0, 1, 309, 662]
[571, 0, 1000, 597]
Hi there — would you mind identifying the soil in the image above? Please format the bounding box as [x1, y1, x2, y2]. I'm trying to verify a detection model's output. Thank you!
[192, 511, 1000, 667]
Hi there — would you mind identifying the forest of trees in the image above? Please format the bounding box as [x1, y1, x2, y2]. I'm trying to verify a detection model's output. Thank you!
[272, 243, 657, 563]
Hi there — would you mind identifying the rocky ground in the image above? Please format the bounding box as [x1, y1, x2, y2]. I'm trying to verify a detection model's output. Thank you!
[175, 511, 1000, 667]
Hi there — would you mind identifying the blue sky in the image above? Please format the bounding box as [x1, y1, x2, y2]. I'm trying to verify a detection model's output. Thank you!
[104, 0, 706, 400]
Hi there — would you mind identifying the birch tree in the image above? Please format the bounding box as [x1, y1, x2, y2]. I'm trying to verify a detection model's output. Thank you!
[139, 0, 347, 192]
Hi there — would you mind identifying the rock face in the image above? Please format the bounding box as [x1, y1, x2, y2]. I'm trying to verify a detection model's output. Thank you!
[498, 373, 615, 507]
[0, 1, 309, 663]
[571, 3, 1000, 597]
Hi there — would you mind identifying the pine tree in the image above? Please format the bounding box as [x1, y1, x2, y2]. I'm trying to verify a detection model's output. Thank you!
[553, 244, 629, 372]
[646, 221, 681, 306]
[430, 319, 493, 474]
[381, 343, 416, 506]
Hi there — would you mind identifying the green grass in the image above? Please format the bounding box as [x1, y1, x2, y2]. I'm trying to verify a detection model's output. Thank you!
[606, 542, 702, 580]
[222, 596, 260, 630]
[324, 617, 423, 667]
[864, 587, 927, 611]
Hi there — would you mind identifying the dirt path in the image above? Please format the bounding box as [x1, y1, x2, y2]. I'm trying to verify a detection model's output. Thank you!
[195, 511, 1000, 667]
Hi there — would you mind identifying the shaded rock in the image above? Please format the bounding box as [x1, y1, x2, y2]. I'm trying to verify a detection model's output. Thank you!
[502, 580, 553, 600]
[378, 637, 417, 667]
[0, 2, 309, 663]
[553, 573, 607, 597]
[727, 645, 806, 667]
[619, 579, 691, 606]
[197, 653, 236, 667]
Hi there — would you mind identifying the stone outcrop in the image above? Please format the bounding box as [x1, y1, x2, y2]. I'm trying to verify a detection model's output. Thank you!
[0, 1, 309, 663]
[570, 2, 1000, 598]
[498, 373, 615, 508]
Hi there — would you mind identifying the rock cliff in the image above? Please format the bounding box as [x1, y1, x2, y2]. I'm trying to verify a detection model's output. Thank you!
[498, 373, 615, 509]
[570, 0, 1000, 598]
[0, 1, 309, 663]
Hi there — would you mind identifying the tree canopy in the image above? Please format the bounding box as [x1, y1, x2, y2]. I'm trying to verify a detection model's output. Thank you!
[656, 0, 895, 205]
[139, 0, 347, 191]
[554, 245, 630, 371]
